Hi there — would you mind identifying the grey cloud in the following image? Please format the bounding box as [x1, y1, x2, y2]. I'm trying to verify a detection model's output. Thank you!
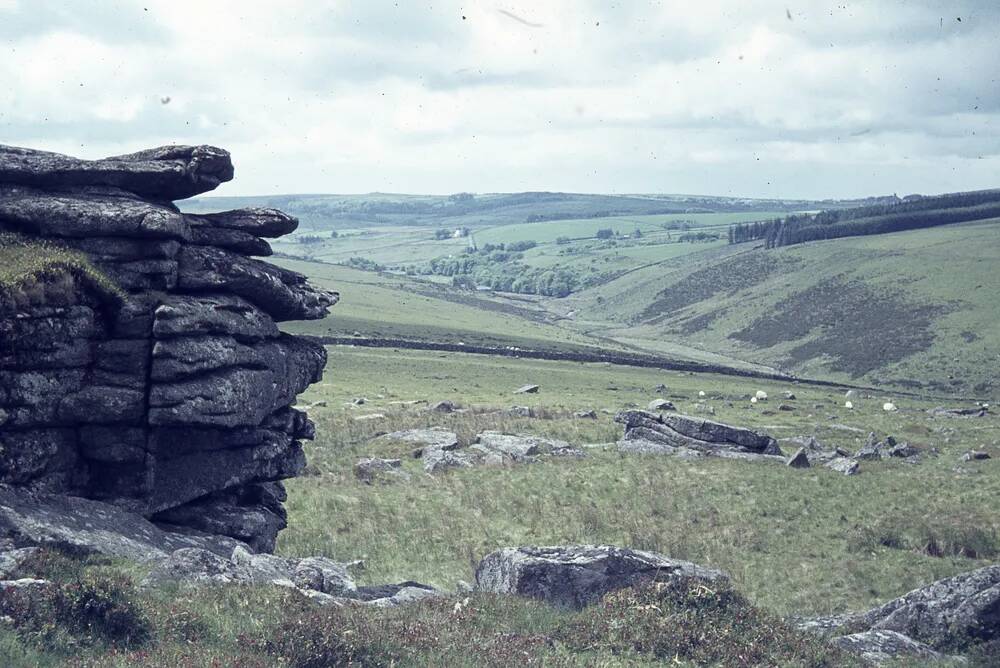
[0, 1, 167, 43]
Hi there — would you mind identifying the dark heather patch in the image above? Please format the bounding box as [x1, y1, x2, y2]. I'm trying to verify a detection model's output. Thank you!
[730, 276, 949, 378]
[639, 252, 801, 324]
[669, 307, 730, 335]
[961, 330, 979, 343]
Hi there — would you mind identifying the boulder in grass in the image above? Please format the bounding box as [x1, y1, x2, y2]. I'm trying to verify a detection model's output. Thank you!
[826, 457, 860, 475]
[475, 545, 727, 609]
[801, 564, 1000, 651]
[354, 458, 409, 484]
[830, 630, 949, 664]
[785, 448, 810, 469]
[615, 410, 782, 459]
[378, 428, 459, 456]
[647, 399, 676, 412]
[475, 432, 571, 461]
[514, 384, 540, 394]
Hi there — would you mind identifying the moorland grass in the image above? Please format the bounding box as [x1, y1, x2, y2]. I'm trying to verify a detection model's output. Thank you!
[0, 233, 122, 306]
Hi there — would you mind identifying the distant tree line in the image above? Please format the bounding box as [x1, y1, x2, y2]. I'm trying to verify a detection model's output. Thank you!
[728, 188, 1000, 248]
[346, 257, 385, 271]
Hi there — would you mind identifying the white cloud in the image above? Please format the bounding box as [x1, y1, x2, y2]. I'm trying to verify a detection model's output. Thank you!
[1, 0, 997, 198]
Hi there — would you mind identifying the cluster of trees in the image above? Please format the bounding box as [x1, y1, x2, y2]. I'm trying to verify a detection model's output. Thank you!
[480, 240, 537, 252]
[677, 231, 719, 243]
[345, 257, 385, 271]
[427, 247, 577, 296]
[297, 235, 326, 245]
[433, 227, 471, 240]
[728, 188, 1000, 248]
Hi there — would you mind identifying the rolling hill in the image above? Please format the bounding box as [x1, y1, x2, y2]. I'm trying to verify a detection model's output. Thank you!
[561, 218, 1000, 394]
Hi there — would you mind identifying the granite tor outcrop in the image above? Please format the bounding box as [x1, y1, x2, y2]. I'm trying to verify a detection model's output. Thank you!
[0, 144, 337, 552]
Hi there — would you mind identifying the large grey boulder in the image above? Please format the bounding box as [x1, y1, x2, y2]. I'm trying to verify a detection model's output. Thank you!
[475, 545, 728, 609]
[858, 564, 1000, 647]
[0, 484, 244, 562]
[142, 546, 358, 594]
[0, 144, 234, 200]
[799, 565, 1000, 652]
[615, 410, 782, 461]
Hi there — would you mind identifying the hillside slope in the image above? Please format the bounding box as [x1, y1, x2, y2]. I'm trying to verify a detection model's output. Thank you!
[562, 219, 1000, 394]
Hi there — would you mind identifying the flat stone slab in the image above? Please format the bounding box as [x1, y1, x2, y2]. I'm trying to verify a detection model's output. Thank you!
[0, 484, 245, 562]
[475, 432, 571, 460]
[379, 428, 459, 454]
[0, 144, 233, 200]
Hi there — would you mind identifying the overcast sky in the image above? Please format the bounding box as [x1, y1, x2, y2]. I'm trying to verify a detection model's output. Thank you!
[1, 1, 997, 199]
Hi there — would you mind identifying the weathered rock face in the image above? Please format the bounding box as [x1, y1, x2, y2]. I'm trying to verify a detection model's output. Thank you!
[0, 144, 337, 552]
[475, 545, 728, 609]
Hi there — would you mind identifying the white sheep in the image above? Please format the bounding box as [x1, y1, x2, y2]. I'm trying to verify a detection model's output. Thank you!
[845, 400, 854, 409]
[755, 390, 768, 401]
[883, 402, 898, 412]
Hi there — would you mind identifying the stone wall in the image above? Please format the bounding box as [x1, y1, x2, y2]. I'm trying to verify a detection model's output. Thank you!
[0, 144, 337, 552]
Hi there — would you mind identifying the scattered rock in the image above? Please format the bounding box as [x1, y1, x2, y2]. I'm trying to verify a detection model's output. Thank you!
[929, 406, 989, 418]
[351, 397, 366, 406]
[783, 391, 796, 400]
[778, 403, 795, 411]
[962, 450, 991, 462]
[429, 400, 457, 413]
[825, 457, 860, 475]
[0, 578, 51, 595]
[653, 384, 668, 393]
[830, 629, 949, 664]
[855, 433, 884, 460]
[887, 443, 919, 458]
[573, 410, 598, 419]
[353, 413, 385, 422]
[354, 458, 409, 484]
[647, 399, 676, 411]
[379, 428, 459, 456]
[513, 384, 540, 394]
[509, 406, 534, 418]
[422, 450, 476, 474]
[692, 403, 715, 415]
[785, 448, 810, 468]
[0, 547, 39, 579]
[474, 545, 727, 609]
